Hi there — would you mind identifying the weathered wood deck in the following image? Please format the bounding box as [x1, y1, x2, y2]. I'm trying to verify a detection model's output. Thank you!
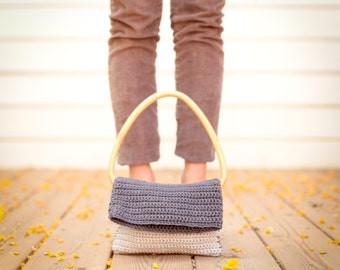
[0, 169, 339, 270]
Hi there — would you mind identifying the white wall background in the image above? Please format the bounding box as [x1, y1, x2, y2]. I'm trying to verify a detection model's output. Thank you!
[0, 0, 340, 169]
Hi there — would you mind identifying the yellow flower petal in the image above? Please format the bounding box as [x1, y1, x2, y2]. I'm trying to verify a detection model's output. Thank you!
[153, 262, 159, 269]
[230, 247, 243, 252]
[0, 178, 11, 189]
[297, 209, 306, 216]
[40, 182, 51, 190]
[301, 233, 308, 239]
[263, 227, 274, 234]
[242, 223, 250, 228]
[0, 204, 6, 222]
[44, 250, 56, 257]
[105, 231, 113, 237]
[56, 251, 65, 256]
[223, 258, 239, 270]
[328, 239, 339, 245]
[265, 246, 274, 254]
[57, 238, 65, 243]
[106, 258, 112, 267]
[66, 263, 75, 268]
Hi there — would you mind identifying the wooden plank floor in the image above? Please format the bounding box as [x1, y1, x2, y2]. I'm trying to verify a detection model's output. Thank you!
[0, 169, 339, 270]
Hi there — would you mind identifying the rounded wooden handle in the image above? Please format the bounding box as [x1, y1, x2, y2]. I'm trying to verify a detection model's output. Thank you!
[108, 91, 227, 185]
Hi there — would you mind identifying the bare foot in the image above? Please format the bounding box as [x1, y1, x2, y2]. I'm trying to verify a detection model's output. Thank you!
[181, 161, 207, 184]
[129, 164, 155, 182]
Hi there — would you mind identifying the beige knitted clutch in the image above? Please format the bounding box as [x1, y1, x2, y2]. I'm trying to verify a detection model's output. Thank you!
[112, 226, 222, 256]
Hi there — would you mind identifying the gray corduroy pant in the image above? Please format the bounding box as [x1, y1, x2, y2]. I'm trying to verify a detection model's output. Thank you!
[108, 0, 225, 165]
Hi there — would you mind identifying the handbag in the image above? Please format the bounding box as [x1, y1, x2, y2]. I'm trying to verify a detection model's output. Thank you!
[109, 177, 223, 233]
[112, 226, 222, 256]
[108, 91, 227, 255]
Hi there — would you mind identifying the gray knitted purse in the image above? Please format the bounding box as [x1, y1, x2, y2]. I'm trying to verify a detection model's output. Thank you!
[108, 177, 223, 233]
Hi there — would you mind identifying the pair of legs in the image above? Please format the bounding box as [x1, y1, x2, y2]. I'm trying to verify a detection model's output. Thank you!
[108, 0, 225, 183]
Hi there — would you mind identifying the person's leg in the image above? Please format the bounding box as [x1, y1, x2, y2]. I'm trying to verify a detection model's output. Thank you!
[108, 0, 163, 181]
[170, 0, 225, 183]
[181, 161, 207, 184]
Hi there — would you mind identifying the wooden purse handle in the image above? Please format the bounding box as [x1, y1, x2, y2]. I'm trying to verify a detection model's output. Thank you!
[108, 91, 227, 185]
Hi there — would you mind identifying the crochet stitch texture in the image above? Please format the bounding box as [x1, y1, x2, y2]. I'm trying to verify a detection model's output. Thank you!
[108, 177, 223, 233]
[112, 225, 222, 256]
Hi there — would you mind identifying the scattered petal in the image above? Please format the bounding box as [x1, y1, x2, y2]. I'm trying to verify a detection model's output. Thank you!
[0, 234, 6, 241]
[40, 182, 51, 190]
[301, 233, 308, 239]
[263, 227, 274, 234]
[297, 209, 306, 216]
[0, 178, 11, 190]
[0, 204, 6, 222]
[319, 217, 325, 224]
[44, 250, 56, 257]
[34, 199, 46, 207]
[230, 247, 243, 252]
[105, 231, 113, 237]
[72, 253, 80, 259]
[106, 258, 112, 267]
[56, 251, 65, 256]
[265, 246, 274, 254]
[25, 224, 48, 236]
[76, 212, 89, 219]
[319, 250, 327, 255]
[243, 223, 250, 228]
[57, 238, 65, 243]
[66, 262, 75, 268]
[223, 258, 239, 270]
[153, 262, 159, 269]
[328, 239, 339, 245]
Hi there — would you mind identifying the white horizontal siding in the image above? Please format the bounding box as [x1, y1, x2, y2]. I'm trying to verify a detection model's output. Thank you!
[1, 107, 340, 139]
[1, 41, 340, 71]
[1, 8, 340, 38]
[0, 0, 340, 169]
[1, 75, 340, 105]
[1, 141, 340, 169]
